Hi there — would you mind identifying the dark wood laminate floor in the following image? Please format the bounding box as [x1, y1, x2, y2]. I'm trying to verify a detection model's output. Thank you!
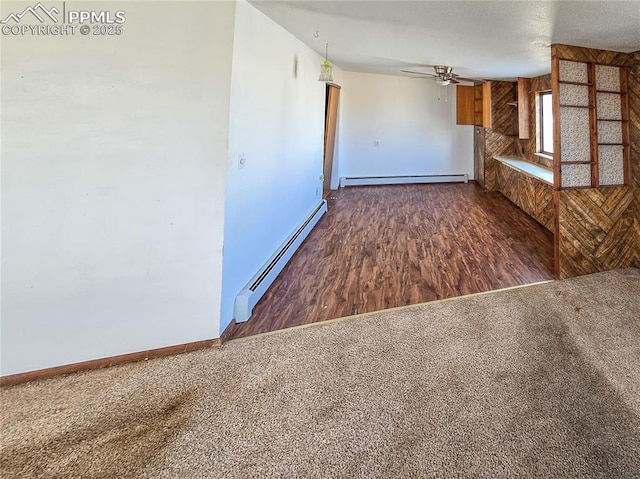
[228, 183, 554, 340]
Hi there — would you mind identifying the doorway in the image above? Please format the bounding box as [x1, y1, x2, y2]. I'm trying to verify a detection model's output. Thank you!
[322, 83, 340, 198]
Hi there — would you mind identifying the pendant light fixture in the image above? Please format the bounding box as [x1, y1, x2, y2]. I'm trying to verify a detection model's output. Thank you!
[318, 43, 333, 82]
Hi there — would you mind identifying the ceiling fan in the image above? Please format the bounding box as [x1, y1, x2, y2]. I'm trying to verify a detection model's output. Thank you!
[401, 65, 483, 85]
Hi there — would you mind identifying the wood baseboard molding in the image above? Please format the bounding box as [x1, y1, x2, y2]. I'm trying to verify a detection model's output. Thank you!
[0, 338, 221, 387]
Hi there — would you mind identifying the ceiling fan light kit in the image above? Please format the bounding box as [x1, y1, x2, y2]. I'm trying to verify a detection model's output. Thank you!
[401, 65, 484, 88]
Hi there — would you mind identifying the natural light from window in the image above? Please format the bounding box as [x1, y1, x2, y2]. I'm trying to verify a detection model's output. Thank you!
[539, 91, 553, 155]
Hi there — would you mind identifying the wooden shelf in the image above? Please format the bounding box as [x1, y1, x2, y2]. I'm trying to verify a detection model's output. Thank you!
[559, 104, 592, 108]
[561, 185, 595, 190]
[561, 161, 595, 165]
[559, 80, 592, 86]
[596, 89, 623, 94]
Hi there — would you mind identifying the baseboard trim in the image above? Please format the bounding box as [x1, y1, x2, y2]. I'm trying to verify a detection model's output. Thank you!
[339, 174, 469, 187]
[0, 338, 221, 387]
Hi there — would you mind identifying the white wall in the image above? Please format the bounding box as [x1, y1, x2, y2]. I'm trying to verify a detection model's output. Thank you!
[1, 1, 235, 375]
[220, 0, 335, 333]
[338, 72, 474, 179]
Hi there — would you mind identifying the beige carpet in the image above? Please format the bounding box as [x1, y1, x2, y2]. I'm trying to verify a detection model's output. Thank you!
[1, 268, 640, 478]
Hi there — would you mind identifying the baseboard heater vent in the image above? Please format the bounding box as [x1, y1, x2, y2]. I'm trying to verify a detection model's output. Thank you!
[234, 200, 327, 323]
[339, 174, 468, 187]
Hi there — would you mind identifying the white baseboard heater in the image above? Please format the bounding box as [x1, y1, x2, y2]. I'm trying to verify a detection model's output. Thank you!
[339, 174, 468, 187]
[234, 200, 327, 323]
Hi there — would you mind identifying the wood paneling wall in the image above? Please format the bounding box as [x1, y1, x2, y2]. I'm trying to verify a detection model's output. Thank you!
[496, 162, 554, 231]
[553, 44, 631, 67]
[516, 74, 552, 169]
[630, 51, 640, 268]
[552, 44, 640, 277]
[558, 187, 637, 276]
[484, 81, 518, 190]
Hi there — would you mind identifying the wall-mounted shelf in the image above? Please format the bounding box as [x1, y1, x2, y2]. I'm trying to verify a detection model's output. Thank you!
[558, 80, 592, 86]
[556, 58, 630, 189]
[559, 104, 592, 108]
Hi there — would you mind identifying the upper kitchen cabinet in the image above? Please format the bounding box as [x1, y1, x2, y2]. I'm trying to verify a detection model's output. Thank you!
[456, 85, 475, 125]
[456, 82, 492, 128]
[482, 82, 492, 128]
[517, 77, 531, 139]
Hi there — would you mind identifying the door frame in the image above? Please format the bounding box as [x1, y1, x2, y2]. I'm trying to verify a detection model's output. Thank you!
[322, 83, 341, 198]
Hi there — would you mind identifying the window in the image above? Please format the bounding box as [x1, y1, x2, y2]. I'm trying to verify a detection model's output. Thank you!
[538, 91, 553, 156]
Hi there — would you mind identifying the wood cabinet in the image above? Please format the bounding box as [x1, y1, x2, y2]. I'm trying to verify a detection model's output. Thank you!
[456, 85, 475, 125]
[517, 77, 531, 139]
[495, 159, 553, 231]
[456, 82, 492, 128]
[474, 84, 484, 126]
[482, 82, 492, 128]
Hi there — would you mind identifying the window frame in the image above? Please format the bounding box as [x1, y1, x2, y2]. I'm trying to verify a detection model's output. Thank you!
[537, 90, 554, 157]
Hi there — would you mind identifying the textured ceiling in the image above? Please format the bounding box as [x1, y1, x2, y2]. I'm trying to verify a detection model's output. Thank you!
[249, 0, 640, 80]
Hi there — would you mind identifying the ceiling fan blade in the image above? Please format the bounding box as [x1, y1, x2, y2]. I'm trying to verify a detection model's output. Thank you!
[401, 70, 435, 77]
[401, 65, 484, 84]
